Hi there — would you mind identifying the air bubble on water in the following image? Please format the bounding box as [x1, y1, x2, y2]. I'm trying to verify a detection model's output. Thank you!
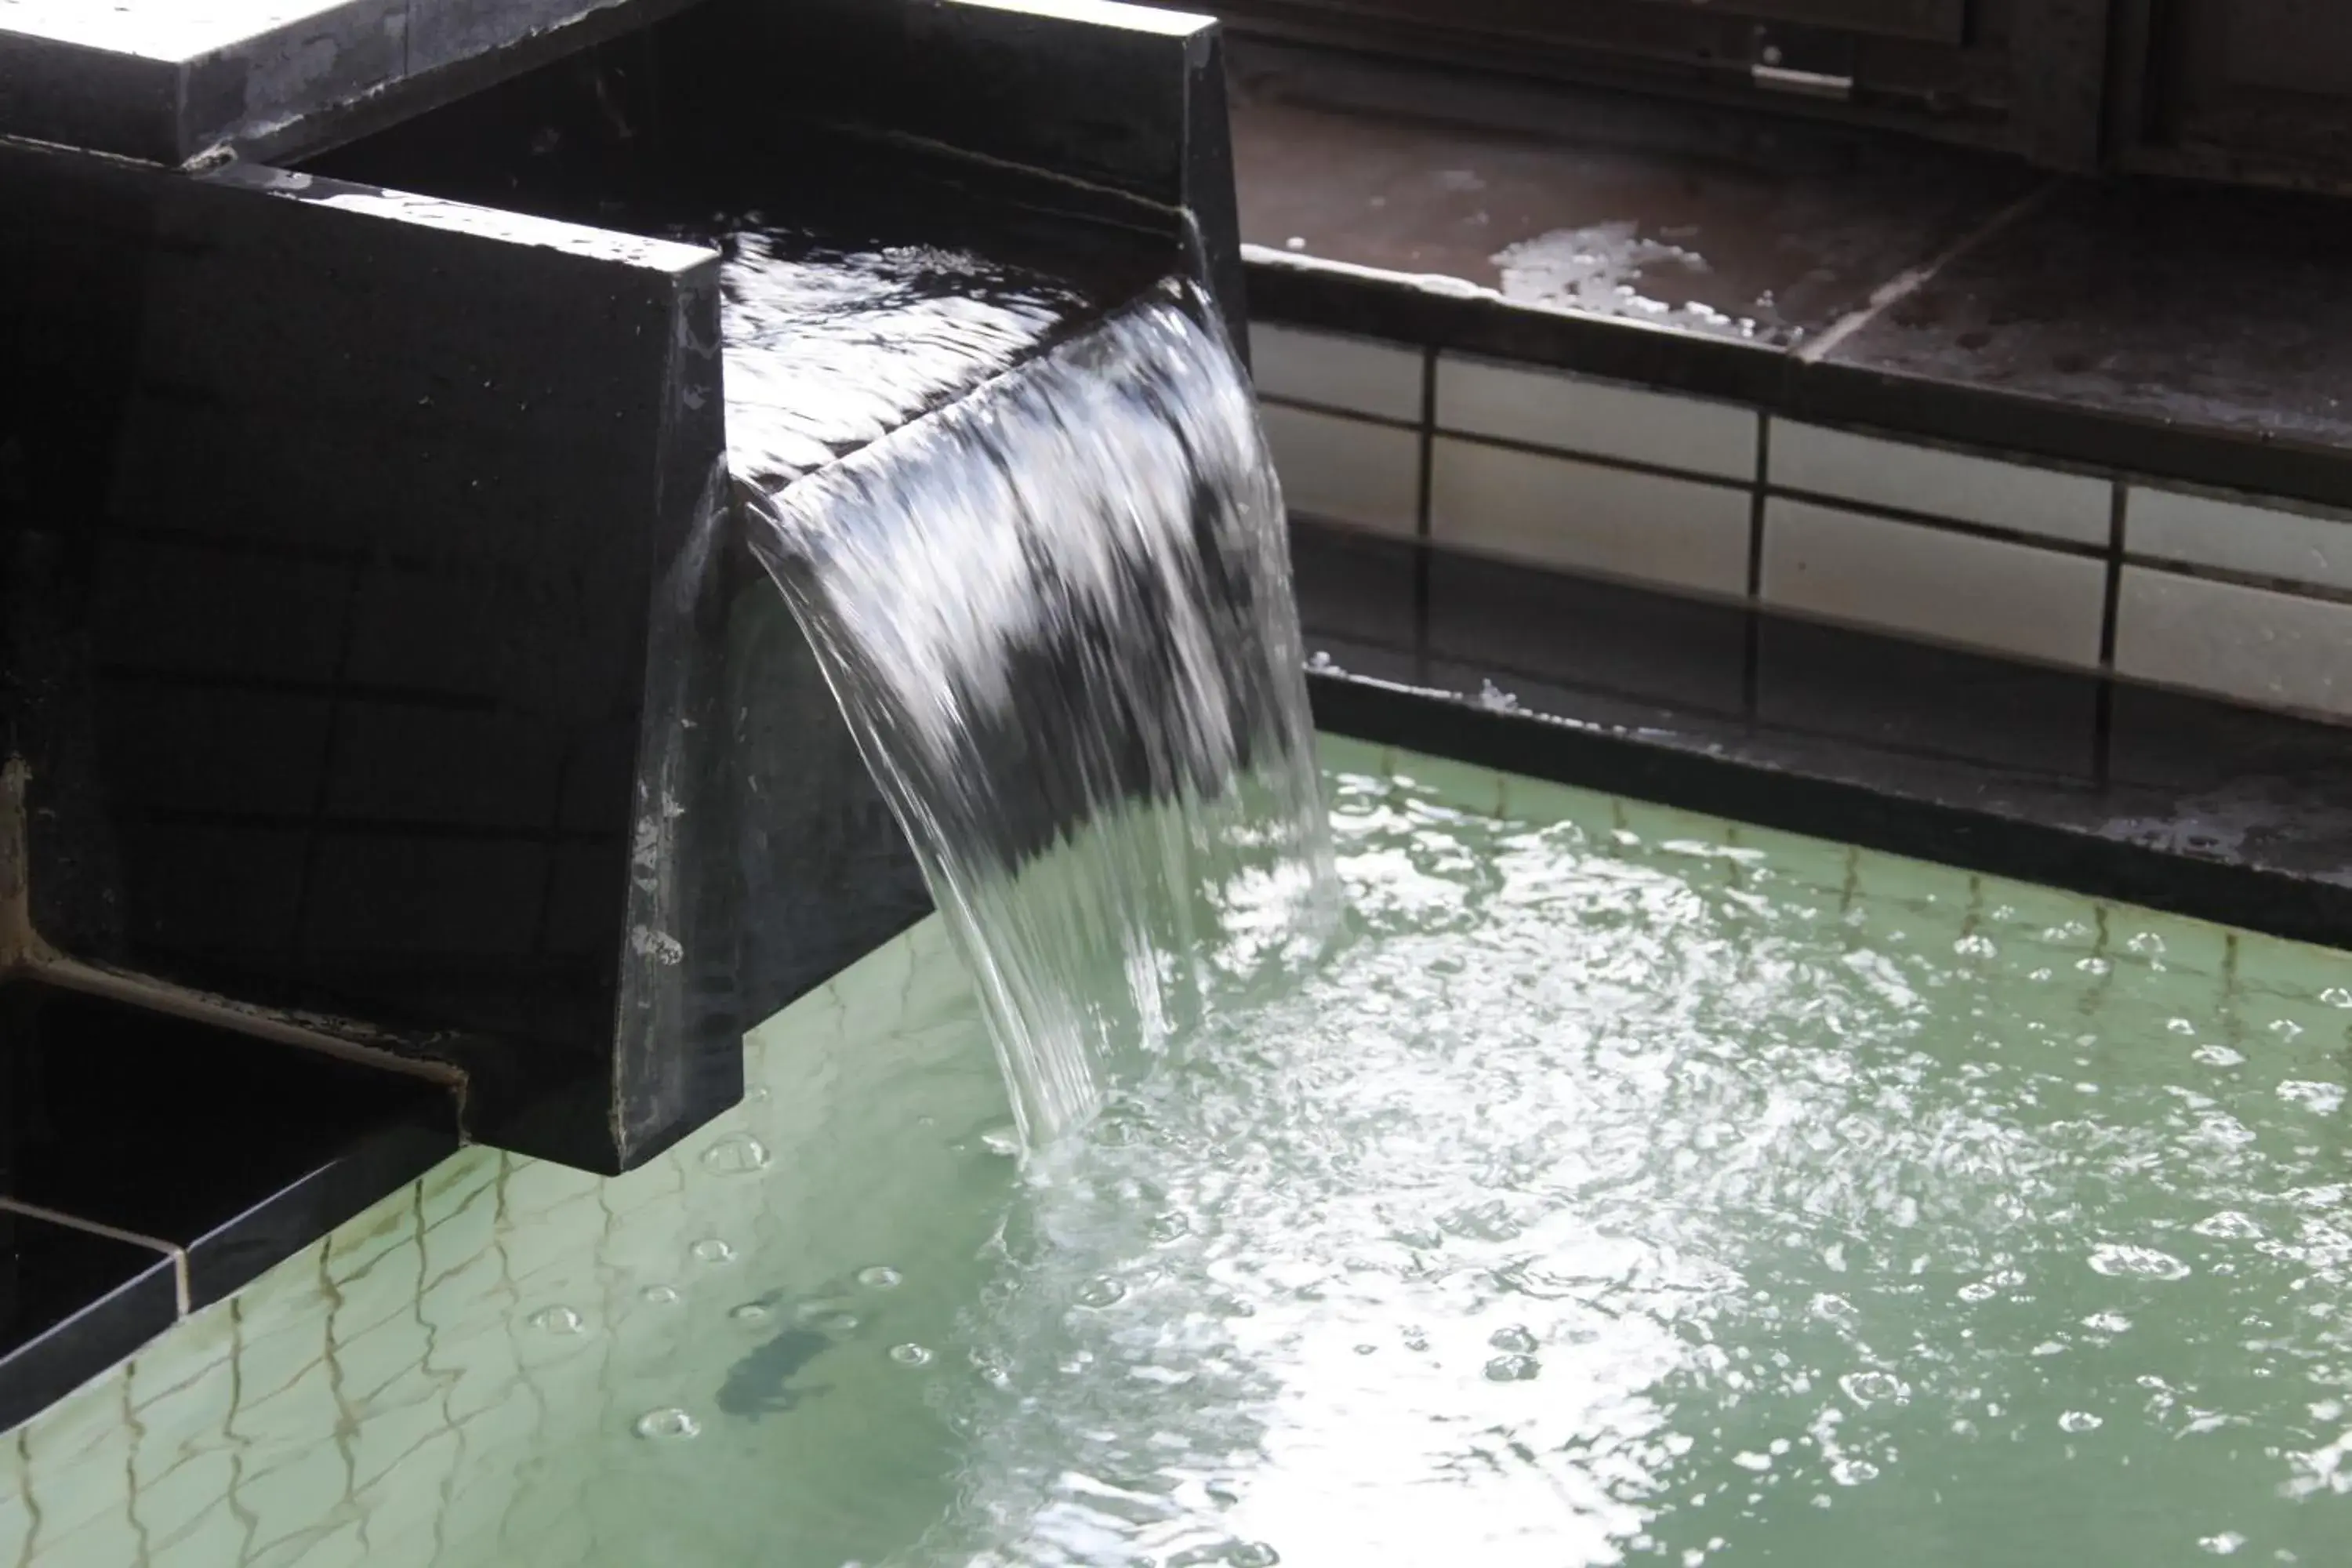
[2060, 1410, 2103, 1433]
[528, 1305, 584, 1335]
[1355, 1343, 1378, 1356]
[890, 1343, 934, 1367]
[2127, 931, 2168, 956]
[2089, 1243, 2191, 1281]
[1484, 1352, 1541, 1382]
[633, 1407, 700, 1440]
[1148, 1211, 1192, 1243]
[1829, 1458, 1880, 1486]
[2193, 1044, 2246, 1068]
[1952, 934, 1997, 959]
[745, 1084, 771, 1105]
[2278, 1080, 2347, 1116]
[2084, 1312, 2132, 1333]
[979, 1125, 1022, 1158]
[2076, 956, 2111, 976]
[1958, 1282, 1998, 1303]
[1809, 1293, 1857, 1323]
[2270, 1018, 2304, 1039]
[692, 1239, 736, 1265]
[641, 1284, 681, 1305]
[2322, 987, 2352, 1009]
[1231, 1545, 1281, 1568]
[730, 1302, 771, 1325]
[1076, 1277, 1128, 1309]
[803, 1308, 859, 1332]
[857, 1265, 903, 1290]
[2199, 1534, 2247, 1556]
[1839, 1371, 1910, 1406]
[1488, 1324, 1540, 1355]
[700, 1134, 771, 1175]
[2193, 1210, 2264, 1240]
[2168, 1018, 2198, 1035]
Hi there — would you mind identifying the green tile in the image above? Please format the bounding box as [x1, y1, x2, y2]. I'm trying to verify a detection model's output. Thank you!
[29, 1498, 140, 1568]
[0, 1471, 28, 1568]
[234, 1282, 334, 1414]
[421, 1161, 501, 1293]
[249, 1515, 366, 1568]
[126, 1301, 234, 1422]
[130, 1447, 234, 1548]
[232, 1352, 338, 1472]
[1849, 841, 1975, 916]
[1725, 820, 1853, 902]
[1494, 771, 1620, 840]
[499, 1153, 601, 1221]
[346, 1390, 454, 1496]
[2234, 924, 2352, 1004]
[20, 1377, 129, 1543]
[1312, 731, 1390, 782]
[1973, 877, 2100, 955]
[338, 1308, 432, 1409]
[1385, 746, 1506, 818]
[235, 1436, 352, 1561]
[147, 1494, 250, 1568]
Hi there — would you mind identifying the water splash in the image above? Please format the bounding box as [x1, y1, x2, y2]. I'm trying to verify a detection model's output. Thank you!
[739, 289, 1339, 1143]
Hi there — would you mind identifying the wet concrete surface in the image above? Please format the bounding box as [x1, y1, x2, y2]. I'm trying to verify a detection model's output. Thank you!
[1823, 180, 2352, 456]
[1230, 40, 2037, 348]
[1234, 39, 2352, 506]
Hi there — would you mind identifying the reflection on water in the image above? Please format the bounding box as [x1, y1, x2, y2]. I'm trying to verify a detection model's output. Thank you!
[5, 742, 2350, 1567]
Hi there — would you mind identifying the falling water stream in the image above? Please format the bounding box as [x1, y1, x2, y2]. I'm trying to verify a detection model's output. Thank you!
[731, 245, 1339, 1143]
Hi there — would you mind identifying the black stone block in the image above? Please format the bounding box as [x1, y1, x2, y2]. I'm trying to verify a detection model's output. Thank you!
[0, 1210, 177, 1437]
[1, 141, 738, 1174]
[3, 0, 1247, 1196]
[2, 981, 459, 1310]
[0, 0, 694, 165]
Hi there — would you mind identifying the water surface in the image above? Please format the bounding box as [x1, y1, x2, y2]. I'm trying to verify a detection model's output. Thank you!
[8, 742, 2345, 1568]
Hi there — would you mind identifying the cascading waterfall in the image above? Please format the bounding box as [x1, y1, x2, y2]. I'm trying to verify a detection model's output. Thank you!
[735, 275, 1341, 1143]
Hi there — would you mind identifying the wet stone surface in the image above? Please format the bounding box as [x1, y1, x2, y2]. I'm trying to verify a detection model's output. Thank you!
[1229, 40, 2036, 348]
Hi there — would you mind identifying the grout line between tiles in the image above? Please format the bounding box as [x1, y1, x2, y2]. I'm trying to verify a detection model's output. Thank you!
[2093, 481, 2125, 789]
[2121, 552, 2352, 608]
[1766, 485, 2111, 560]
[0, 1196, 191, 1316]
[1425, 427, 1755, 492]
[1416, 347, 1437, 543]
[1744, 416, 1769, 717]
[1796, 179, 2064, 366]
[1414, 347, 1436, 663]
[1256, 391, 1423, 434]
[2100, 481, 2127, 669]
[1748, 418, 1772, 598]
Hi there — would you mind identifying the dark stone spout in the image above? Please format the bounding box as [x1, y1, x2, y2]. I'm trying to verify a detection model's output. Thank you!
[0, 0, 1247, 1185]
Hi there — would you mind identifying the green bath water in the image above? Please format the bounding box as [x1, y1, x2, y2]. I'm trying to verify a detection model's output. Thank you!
[6, 738, 2347, 1566]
